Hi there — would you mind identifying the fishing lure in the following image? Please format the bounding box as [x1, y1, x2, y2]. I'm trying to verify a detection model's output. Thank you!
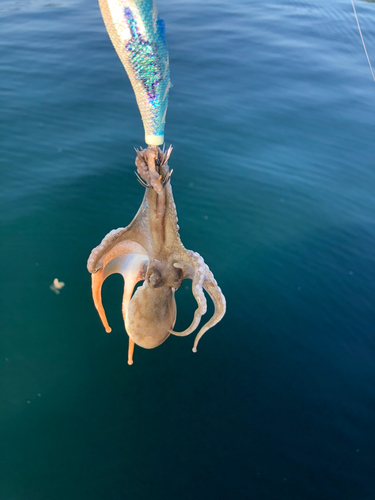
[88, 0, 226, 365]
[98, 0, 170, 145]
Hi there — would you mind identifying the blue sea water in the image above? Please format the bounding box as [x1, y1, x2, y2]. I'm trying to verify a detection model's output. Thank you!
[1, 0, 375, 498]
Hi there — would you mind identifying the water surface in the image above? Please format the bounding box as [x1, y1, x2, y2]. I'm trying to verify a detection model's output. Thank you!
[1, 0, 375, 498]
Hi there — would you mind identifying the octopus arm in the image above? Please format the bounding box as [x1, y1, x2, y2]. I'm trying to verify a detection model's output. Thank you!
[91, 253, 148, 334]
[192, 277, 226, 352]
[92, 269, 110, 332]
[169, 259, 207, 337]
[87, 223, 150, 274]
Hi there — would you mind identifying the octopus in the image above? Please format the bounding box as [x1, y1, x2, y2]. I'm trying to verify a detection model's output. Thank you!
[87, 146, 226, 365]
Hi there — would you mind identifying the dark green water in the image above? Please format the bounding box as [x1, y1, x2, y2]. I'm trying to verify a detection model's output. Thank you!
[1, 0, 375, 498]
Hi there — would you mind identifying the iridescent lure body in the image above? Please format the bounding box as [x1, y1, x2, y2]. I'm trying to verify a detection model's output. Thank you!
[98, 0, 170, 145]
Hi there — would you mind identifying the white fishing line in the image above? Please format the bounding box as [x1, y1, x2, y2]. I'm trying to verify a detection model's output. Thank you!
[351, 0, 375, 82]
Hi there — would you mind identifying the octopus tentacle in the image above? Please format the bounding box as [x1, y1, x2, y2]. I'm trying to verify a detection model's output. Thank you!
[128, 338, 135, 366]
[88, 227, 125, 273]
[192, 274, 226, 352]
[169, 253, 207, 337]
[136, 147, 163, 193]
[92, 269, 111, 333]
[91, 253, 148, 334]
[135, 145, 172, 189]
[87, 231, 148, 274]
[118, 255, 148, 321]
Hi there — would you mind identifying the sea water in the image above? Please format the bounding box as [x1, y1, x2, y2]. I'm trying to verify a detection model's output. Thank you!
[1, 0, 375, 498]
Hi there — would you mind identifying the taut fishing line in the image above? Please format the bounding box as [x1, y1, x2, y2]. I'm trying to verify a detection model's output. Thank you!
[351, 0, 375, 82]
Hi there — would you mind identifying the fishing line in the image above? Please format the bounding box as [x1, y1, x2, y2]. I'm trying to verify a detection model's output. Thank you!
[351, 0, 375, 82]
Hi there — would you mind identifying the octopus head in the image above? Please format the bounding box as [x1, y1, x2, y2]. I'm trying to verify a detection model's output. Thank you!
[126, 282, 176, 349]
[125, 260, 183, 349]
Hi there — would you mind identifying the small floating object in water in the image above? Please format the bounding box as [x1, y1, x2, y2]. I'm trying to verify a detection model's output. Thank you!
[50, 278, 65, 295]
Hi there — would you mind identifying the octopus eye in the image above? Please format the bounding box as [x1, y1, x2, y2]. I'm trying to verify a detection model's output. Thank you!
[147, 268, 163, 288]
[173, 267, 183, 288]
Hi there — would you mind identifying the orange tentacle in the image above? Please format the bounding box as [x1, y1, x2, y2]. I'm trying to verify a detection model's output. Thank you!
[128, 338, 135, 365]
[91, 270, 112, 333]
